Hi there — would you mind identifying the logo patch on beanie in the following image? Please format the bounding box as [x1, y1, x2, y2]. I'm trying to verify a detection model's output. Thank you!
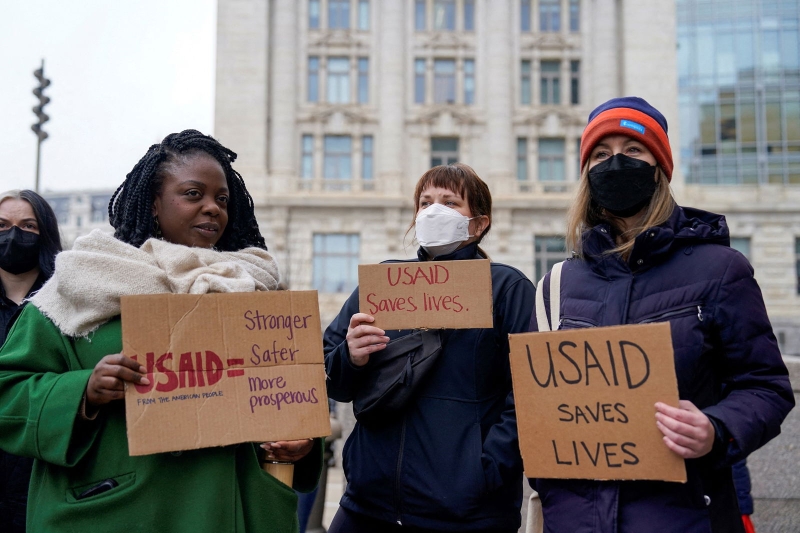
[620, 119, 645, 135]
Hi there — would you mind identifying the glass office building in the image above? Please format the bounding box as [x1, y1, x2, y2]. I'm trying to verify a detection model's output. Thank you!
[677, 0, 800, 184]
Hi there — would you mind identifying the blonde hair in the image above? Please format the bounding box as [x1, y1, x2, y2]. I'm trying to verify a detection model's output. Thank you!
[566, 165, 675, 259]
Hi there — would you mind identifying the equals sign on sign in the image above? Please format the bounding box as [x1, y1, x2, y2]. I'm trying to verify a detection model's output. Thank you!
[227, 359, 245, 377]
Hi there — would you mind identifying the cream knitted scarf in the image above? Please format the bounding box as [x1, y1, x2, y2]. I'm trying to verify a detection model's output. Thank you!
[31, 230, 281, 337]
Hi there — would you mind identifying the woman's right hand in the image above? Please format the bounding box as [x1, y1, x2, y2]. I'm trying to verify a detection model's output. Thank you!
[86, 354, 150, 407]
[346, 313, 389, 367]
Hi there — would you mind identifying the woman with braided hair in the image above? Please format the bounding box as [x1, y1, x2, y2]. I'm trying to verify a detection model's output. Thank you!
[0, 130, 322, 532]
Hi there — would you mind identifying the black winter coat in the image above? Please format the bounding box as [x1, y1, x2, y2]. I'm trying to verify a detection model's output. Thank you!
[0, 274, 46, 533]
[529, 206, 794, 533]
[325, 244, 535, 531]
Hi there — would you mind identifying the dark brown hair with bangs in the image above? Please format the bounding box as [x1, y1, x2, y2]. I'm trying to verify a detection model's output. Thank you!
[409, 163, 493, 253]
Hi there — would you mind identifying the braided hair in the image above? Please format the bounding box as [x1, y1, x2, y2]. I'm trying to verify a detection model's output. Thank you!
[108, 130, 266, 251]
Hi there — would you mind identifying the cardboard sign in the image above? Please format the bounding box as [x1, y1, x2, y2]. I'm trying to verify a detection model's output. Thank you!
[121, 291, 331, 456]
[509, 323, 686, 482]
[358, 259, 493, 330]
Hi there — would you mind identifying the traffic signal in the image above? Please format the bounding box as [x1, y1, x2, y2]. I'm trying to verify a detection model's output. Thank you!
[32, 60, 51, 142]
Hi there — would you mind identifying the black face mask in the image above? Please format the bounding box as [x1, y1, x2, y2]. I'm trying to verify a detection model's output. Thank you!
[0, 226, 41, 275]
[588, 154, 657, 218]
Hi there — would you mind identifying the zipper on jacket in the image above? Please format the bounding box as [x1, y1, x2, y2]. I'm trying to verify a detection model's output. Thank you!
[559, 317, 597, 329]
[638, 304, 703, 324]
[394, 415, 408, 526]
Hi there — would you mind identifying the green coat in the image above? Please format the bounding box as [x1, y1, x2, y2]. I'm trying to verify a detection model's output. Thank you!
[0, 305, 323, 533]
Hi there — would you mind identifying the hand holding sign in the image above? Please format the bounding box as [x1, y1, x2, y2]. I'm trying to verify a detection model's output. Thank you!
[261, 439, 315, 462]
[87, 353, 150, 406]
[346, 313, 389, 366]
[655, 400, 715, 459]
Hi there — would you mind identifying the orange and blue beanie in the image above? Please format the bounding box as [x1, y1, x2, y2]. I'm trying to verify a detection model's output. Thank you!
[580, 96, 673, 180]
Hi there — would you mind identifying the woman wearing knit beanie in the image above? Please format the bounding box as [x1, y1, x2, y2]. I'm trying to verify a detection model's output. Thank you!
[527, 97, 794, 533]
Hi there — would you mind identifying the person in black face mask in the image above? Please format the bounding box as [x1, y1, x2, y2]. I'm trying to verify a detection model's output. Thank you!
[526, 97, 793, 533]
[0, 189, 62, 533]
[0, 189, 61, 344]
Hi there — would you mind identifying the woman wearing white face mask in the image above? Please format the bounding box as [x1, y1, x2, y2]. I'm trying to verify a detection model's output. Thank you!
[324, 164, 535, 533]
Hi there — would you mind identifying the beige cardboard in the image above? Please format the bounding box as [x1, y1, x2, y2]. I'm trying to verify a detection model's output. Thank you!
[358, 259, 493, 330]
[509, 323, 687, 482]
[121, 291, 331, 456]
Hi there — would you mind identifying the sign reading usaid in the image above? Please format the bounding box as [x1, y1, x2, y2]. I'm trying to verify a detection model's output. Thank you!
[358, 259, 493, 330]
[509, 323, 686, 482]
[121, 291, 330, 456]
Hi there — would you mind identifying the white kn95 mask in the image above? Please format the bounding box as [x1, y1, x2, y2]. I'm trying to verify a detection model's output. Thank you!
[414, 203, 475, 258]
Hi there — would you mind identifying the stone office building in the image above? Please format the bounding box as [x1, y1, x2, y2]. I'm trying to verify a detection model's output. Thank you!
[211, 0, 797, 354]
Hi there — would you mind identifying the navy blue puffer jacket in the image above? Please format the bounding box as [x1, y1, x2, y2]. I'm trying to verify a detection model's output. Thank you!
[325, 243, 535, 531]
[529, 206, 794, 533]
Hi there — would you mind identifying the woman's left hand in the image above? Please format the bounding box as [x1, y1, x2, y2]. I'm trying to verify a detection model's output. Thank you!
[260, 439, 315, 462]
[655, 400, 715, 459]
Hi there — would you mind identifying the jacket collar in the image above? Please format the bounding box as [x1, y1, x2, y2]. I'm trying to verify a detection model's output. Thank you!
[416, 242, 485, 262]
[581, 205, 729, 272]
[0, 271, 47, 308]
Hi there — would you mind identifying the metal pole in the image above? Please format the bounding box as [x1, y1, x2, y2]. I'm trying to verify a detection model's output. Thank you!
[32, 58, 48, 193]
[35, 137, 41, 194]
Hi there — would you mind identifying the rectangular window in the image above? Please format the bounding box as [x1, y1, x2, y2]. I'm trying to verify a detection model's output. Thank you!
[434, 0, 456, 31]
[434, 59, 456, 104]
[538, 138, 565, 181]
[358, 57, 369, 104]
[362, 135, 374, 180]
[431, 137, 459, 167]
[358, 0, 370, 30]
[312, 233, 360, 293]
[783, 29, 799, 70]
[329, 0, 350, 29]
[763, 30, 780, 71]
[415, 58, 426, 103]
[517, 138, 528, 181]
[464, 59, 475, 105]
[766, 100, 782, 144]
[308, 56, 319, 102]
[91, 195, 110, 223]
[730, 237, 751, 259]
[540, 0, 560, 32]
[534, 236, 567, 282]
[327, 57, 350, 103]
[464, 0, 475, 31]
[719, 102, 736, 142]
[540, 60, 561, 105]
[521, 0, 531, 32]
[521, 60, 532, 105]
[415, 0, 426, 31]
[301, 135, 314, 179]
[48, 197, 70, 225]
[569, 0, 580, 31]
[570, 60, 580, 105]
[324, 135, 352, 182]
[309, 0, 320, 29]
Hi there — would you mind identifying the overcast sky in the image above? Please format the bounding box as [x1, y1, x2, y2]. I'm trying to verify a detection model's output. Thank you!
[0, 0, 217, 194]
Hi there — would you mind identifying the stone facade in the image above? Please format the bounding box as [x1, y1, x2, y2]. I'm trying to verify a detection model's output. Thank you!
[41, 190, 114, 248]
[212, 1, 800, 354]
